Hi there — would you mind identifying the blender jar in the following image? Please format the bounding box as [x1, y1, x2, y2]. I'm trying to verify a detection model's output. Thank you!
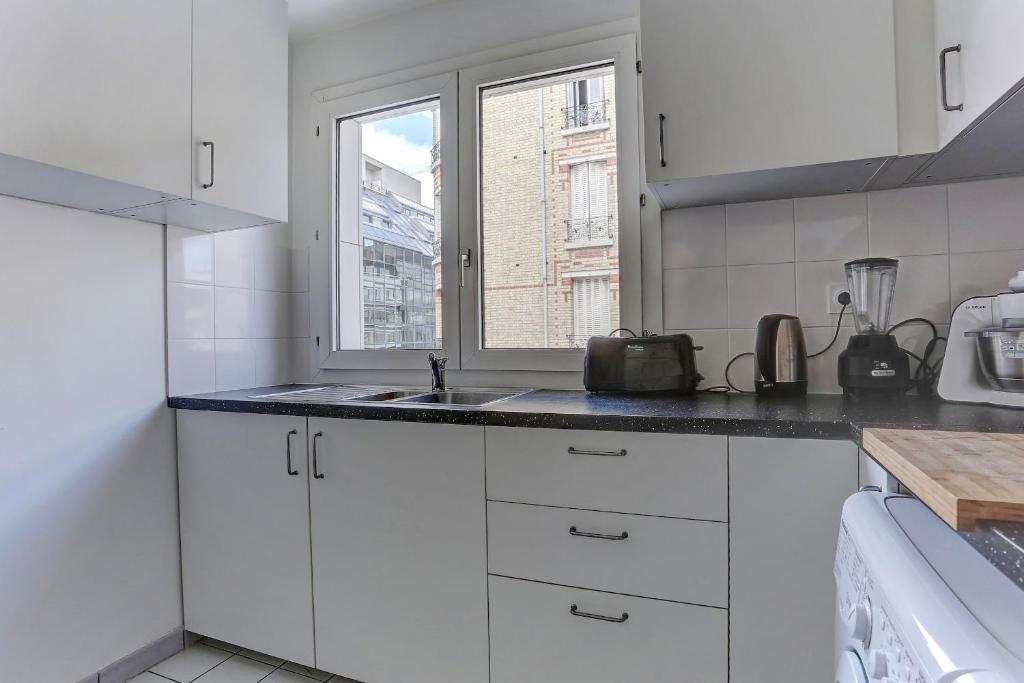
[845, 258, 898, 335]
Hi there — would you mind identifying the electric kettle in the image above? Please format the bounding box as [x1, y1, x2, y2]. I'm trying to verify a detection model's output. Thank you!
[754, 314, 808, 396]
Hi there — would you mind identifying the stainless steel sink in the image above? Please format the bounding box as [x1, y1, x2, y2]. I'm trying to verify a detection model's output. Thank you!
[394, 391, 524, 406]
[351, 390, 428, 401]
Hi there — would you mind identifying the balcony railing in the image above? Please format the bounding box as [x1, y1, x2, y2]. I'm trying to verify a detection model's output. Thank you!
[430, 141, 440, 168]
[561, 100, 610, 129]
[566, 215, 613, 243]
[362, 179, 387, 194]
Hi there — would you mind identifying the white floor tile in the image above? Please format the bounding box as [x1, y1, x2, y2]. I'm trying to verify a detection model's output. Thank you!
[261, 670, 321, 683]
[149, 644, 233, 682]
[127, 673, 169, 683]
[281, 662, 333, 681]
[191, 655, 274, 682]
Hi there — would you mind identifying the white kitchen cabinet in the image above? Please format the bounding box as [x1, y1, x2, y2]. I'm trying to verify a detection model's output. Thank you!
[193, 0, 288, 222]
[308, 419, 488, 683]
[934, 0, 1024, 148]
[0, 0, 191, 200]
[729, 437, 858, 683]
[177, 411, 315, 667]
[640, 0, 900, 206]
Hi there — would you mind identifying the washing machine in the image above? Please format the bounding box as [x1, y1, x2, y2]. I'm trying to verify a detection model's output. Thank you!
[834, 491, 1024, 683]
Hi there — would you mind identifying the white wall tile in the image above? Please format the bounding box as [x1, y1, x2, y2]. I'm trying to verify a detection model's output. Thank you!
[662, 206, 726, 269]
[948, 176, 1024, 253]
[950, 249, 1024, 305]
[167, 226, 213, 284]
[254, 224, 292, 292]
[291, 338, 313, 383]
[794, 193, 868, 261]
[796, 259, 848, 328]
[663, 267, 727, 329]
[889, 254, 950, 324]
[214, 340, 255, 391]
[253, 290, 290, 338]
[214, 230, 254, 288]
[214, 286, 253, 339]
[253, 338, 292, 387]
[166, 283, 214, 339]
[868, 186, 948, 256]
[728, 263, 796, 328]
[803, 325, 853, 394]
[727, 329, 756, 393]
[725, 199, 794, 265]
[290, 247, 310, 293]
[290, 292, 310, 338]
[667, 329, 729, 389]
[167, 340, 215, 396]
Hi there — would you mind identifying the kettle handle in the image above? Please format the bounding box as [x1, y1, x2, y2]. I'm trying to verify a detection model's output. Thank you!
[755, 315, 783, 383]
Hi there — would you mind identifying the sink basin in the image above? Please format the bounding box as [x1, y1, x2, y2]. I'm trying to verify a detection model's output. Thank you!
[394, 391, 524, 406]
[350, 390, 429, 401]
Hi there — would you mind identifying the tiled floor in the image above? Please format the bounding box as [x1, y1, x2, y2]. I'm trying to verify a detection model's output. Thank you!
[129, 638, 354, 683]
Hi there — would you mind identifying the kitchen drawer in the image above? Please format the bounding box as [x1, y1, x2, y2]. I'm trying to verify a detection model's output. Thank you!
[486, 427, 727, 520]
[488, 501, 727, 606]
[488, 575, 727, 683]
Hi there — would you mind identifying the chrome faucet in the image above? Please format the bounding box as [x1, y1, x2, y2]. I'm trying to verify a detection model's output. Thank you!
[428, 353, 448, 392]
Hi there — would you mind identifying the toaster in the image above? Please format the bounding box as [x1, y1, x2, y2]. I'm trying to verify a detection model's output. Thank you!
[583, 333, 703, 393]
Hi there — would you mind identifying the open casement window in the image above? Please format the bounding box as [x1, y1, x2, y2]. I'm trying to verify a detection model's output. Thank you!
[458, 35, 641, 371]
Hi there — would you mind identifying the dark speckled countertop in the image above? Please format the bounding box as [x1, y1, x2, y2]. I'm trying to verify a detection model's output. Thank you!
[168, 385, 1024, 440]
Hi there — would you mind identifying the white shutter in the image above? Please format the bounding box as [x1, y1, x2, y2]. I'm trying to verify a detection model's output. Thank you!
[573, 276, 611, 339]
[588, 161, 608, 220]
[590, 76, 603, 103]
[570, 164, 588, 220]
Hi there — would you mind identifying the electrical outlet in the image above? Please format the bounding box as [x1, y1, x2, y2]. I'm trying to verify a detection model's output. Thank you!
[827, 283, 850, 314]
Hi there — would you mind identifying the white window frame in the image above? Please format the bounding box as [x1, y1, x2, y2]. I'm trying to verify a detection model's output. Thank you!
[458, 35, 642, 371]
[312, 72, 461, 371]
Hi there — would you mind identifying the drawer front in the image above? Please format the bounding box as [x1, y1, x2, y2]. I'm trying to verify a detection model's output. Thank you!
[489, 576, 727, 683]
[488, 501, 727, 606]
[486, 427, 727, 520]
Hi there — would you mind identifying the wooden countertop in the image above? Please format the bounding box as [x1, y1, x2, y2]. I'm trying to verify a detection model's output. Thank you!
[862, 429, 1024, 531]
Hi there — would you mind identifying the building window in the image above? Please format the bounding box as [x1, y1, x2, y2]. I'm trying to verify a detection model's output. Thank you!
[568, 161, 611, 243]
[571, 276, 611, 347]
[563, 76, 608, 129]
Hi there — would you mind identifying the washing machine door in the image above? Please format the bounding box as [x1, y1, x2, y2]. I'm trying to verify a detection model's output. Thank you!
[835, 650, 868, 683]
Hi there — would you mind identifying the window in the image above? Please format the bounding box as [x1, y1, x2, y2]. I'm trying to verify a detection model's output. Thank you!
[564, 76, 608, 129]
[571, 276, 611, 347]
[568, 161, 610, 243]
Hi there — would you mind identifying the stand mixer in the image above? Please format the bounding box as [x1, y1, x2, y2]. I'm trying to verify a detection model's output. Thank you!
[938, 270, 1024, 408]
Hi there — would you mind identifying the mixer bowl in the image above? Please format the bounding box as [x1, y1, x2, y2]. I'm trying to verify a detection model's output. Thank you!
[966, 329, 1024, 392]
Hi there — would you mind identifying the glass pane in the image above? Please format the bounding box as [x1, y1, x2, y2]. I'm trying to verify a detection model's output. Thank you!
[335, 98, 442, 350]
[479, 64, 619, 349]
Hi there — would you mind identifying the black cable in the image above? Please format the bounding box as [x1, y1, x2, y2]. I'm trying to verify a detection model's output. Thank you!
[724, 352, 754, 393]
[807, 304, 848, 358]
[608, 328, 637, 337]
[886, 316, 946, 395]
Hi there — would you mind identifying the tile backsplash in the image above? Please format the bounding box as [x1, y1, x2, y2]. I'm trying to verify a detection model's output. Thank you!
[166, 224, 309, 395]
[661, 175, 1024, 393]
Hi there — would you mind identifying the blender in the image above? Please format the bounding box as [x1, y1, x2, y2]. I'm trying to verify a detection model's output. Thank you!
[837, 258, 910, 398]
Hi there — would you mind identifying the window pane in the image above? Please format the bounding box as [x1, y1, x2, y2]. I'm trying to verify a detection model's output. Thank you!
[335, 98, 442, 350]
[479, 64, 618, 349]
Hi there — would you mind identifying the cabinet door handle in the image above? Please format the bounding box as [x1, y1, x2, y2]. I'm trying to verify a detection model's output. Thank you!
[569, 526, 629, 541]
[570, 604, 629, 623]
[658, 113, 667, 167]
[201, 140, 215, 188]
[567, 447, 627, 457]
[285, 429, 299, 476]
[312, 431, 325, 479]
[940, 45, 963, 112]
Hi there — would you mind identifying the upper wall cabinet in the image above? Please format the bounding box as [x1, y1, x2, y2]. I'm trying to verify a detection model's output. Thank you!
[0, 0, 287, 231]
[640, 0, 903, 207]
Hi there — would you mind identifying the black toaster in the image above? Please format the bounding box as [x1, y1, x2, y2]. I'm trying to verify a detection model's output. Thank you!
[583, 333, 703, 393]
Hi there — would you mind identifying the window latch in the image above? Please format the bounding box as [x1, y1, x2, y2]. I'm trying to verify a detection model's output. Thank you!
[460, 249, 472, 288]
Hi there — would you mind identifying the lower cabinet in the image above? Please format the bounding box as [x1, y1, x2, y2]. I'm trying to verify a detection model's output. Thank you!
[308, 419, 488, 683]
[729, 437, 859, 683]
[177, 411, 315, 666]
[489, 576, 728, 683]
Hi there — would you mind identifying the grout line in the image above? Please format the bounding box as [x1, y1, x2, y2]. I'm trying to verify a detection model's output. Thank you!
[147, 673, 179, 682]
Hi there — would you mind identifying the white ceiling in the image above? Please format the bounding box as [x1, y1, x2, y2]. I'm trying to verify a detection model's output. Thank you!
[287, 0, 448, 39]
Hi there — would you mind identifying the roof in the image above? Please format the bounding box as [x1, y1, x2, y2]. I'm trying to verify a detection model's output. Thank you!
[361, 185, 435, 257]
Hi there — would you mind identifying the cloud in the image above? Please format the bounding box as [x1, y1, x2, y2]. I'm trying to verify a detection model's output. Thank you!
[413, 171, 435, 208]
[362, 125, 431, 177]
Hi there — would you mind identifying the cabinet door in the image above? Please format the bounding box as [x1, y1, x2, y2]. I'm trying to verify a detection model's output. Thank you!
[309, 419, 488, 683]
[193, 0, 288, 221]
[729, 437, 858, 683]
[0, 0, 191, 198]
[934, 0, 1024, 147]
[640, 0, 898, 183]
[178, 411, 314, 666]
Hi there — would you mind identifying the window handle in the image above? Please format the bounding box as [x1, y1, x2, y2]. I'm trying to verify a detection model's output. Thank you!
[286, 429, 299, 476]
[460, 248, 471, 288]
[201, 141, 215, 189]
[940, 45, 963, 112]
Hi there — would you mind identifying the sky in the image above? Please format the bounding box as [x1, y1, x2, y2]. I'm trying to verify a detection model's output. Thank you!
[362, 109, 436, 208]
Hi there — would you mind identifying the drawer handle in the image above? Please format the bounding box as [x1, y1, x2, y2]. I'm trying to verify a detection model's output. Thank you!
[569, 526, 629, 541]
[568, 447, 627, 457]
[570, 604, 629, 623]
[939, 44, 964, 112]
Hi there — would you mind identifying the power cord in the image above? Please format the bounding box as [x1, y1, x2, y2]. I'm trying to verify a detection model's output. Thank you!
[887, 317, 946, 396]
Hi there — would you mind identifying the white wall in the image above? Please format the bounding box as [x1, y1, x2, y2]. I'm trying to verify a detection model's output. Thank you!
[166, 224, 306, 395]
[662, 176, 1024, 393]
[0, 195, 181, 682]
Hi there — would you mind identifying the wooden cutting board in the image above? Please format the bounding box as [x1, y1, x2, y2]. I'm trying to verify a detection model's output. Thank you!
[861, 429, 1024, 531]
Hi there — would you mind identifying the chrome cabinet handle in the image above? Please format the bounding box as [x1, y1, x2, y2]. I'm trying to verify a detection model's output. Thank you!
[570, 604, 629, 623]
[286, 429, 299, 476]
[658, 113, 666, 167]
[312, 431, 325, 479]
[567, 447, 627, 457]
[569, 526, 629, 541]
[201, 141, 215, 188]
[940, 45, 963, 112]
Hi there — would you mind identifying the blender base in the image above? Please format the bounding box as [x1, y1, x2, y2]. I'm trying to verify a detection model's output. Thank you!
[838, 334, 911, 398]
